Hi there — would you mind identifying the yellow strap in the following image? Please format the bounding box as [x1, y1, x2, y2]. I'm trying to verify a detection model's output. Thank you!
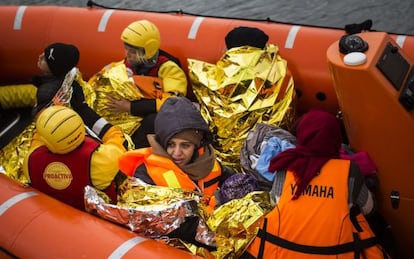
[163, 170, 181, 188]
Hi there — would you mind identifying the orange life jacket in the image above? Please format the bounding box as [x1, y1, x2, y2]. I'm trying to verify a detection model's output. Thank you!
[127, 52, 172, 100]
[131, 75, 163, 100]
[244, 159, 387, 259]
[119, 147, 222, 208]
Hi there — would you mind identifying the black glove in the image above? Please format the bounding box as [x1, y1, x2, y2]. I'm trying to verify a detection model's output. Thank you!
[130, 98, 156, 116]
[70, 81, 86, 110]
[167, 217, 216, 251]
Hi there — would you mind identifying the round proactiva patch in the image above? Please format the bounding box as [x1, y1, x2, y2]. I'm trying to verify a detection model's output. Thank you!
[43, 162, 73, 190]
[343, 52, 367, 66]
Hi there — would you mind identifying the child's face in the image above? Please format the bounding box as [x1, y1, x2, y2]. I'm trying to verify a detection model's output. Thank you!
[37, 52, 52, 75]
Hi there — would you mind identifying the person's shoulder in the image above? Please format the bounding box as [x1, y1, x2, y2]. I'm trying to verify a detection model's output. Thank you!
[159, 50, 181, 66]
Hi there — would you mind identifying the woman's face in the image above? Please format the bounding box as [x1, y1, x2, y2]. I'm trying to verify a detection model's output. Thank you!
[166, 137, 197, 166]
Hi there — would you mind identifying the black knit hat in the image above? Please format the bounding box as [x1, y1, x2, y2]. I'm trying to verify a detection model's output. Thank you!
[44, 43, 80, 77]
[225, 26, 269, 49]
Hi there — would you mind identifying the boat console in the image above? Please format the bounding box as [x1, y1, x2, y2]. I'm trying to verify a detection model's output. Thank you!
[327, 31, 414, 258]
[398, 66, 414, 111]
[375, 41, 414, 112]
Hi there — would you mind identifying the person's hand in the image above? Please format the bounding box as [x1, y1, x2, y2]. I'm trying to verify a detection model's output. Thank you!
[70, 82, 86, 110]
[106, 96, 131, 114]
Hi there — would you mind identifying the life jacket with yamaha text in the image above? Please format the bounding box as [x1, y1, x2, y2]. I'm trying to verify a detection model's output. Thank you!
[244, 159, 387, 259]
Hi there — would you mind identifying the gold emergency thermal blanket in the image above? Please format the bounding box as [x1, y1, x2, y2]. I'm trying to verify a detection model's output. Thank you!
[88, 61, 144, 136]
[207, 191, 272, 258]
[85, 177, 272, 258]
[0, 83, 37, 183]
[188, 45, 296, 172]
[0, 70, 90, 183]
[0, 122, 35, 184]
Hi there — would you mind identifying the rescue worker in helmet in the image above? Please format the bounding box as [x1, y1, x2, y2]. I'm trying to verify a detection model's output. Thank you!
[91, 19, 188, 149]
[23, 105, 128, 211]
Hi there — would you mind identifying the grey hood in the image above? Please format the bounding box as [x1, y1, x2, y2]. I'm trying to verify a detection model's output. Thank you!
[154, 97, 212, 149]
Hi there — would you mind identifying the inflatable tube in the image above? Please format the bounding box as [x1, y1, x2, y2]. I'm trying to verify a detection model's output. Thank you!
[327, 32, 414, 259]
[0, 174, 200, 258]
[2, 6, 413, 114]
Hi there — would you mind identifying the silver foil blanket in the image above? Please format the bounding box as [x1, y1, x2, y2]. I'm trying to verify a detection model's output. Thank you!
[84, 177, 216, 247]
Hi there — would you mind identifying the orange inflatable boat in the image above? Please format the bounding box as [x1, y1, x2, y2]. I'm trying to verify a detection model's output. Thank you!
[1, 4, 414, 258]
[0, 174, 200, 258]
[1, 5, 413, 114]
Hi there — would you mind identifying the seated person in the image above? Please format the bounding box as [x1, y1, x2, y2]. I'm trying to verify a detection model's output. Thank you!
[188, 26, 296, 171]
[0, 42, 92, 182]
[118, 97, 235, 246]
[23, 105, 128, 211]
[32, 42, 82, 116]
[243, 109, 387, 258]
[119, 96, 234, 208]
[89, 20, 188, 148]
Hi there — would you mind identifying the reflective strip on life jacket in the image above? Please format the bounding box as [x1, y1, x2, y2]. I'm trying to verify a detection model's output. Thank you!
[163, 170, 182, 188]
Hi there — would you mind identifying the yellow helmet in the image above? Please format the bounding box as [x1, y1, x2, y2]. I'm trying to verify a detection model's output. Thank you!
[36, 105, 85, 154]
[121, 20, 161, 59]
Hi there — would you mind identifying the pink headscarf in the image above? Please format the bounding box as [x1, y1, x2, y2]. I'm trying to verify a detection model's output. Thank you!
[268, 109, 342, 199]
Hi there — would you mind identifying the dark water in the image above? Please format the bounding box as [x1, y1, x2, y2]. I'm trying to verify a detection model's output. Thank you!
[2, 0, 414, 35]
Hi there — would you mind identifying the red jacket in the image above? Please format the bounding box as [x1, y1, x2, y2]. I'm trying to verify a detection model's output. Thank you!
[27, 137, 117, 210]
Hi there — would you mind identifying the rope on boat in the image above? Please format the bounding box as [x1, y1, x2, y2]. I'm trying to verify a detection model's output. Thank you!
[85, 0, 414, 36]
[85, 0, 346, 32]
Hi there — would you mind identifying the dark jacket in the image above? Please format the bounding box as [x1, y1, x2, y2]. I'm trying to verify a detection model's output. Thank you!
[31, 75, 63, 116]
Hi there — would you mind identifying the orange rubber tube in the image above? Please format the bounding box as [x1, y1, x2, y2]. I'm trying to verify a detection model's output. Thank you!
[0, 174, 200, 258]
[4, 5, 414, 114]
